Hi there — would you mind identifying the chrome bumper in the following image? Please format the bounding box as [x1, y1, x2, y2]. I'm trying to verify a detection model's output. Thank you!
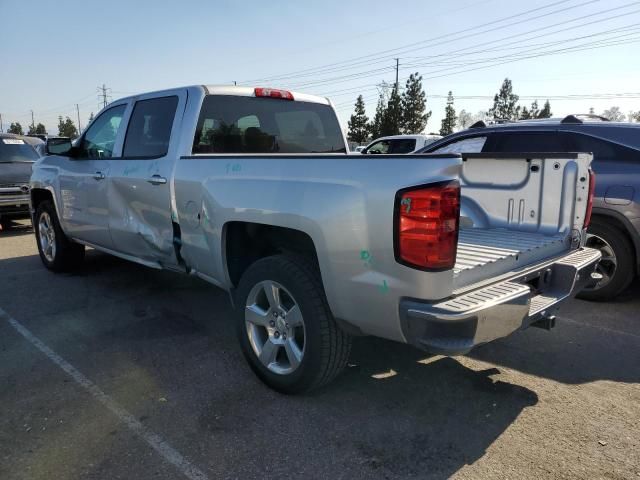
[399, 247, 602, 355]
[0, 192, 30, 214]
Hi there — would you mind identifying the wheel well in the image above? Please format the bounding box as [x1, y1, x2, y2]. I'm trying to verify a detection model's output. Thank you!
[30, 188, 53, 215]
[225, 222, 319, 287]
[591, 213, 638, 272]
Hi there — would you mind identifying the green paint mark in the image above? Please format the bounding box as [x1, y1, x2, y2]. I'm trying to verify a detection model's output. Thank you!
[360, 250, 372, 268]
[401, 197, 412, 214]
[378, 280, 389, 294]
[225, 163, 242, 174]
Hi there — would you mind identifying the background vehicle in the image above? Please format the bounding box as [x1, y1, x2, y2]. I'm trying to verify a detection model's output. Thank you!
[0, 133, 39, 228]
[30, 86, 599, 393]
[421, 114, 640, 301]
[361, 134, 442, 154]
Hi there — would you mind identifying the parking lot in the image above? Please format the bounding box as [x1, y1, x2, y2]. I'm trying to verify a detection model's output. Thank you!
[0, 220, 638, 480]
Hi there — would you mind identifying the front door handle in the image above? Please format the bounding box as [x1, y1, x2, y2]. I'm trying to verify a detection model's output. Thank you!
[147, 175, 167, 185]
[93, 171, 105, 180]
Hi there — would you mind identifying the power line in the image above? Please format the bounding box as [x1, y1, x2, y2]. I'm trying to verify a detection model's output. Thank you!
[239, 0, 581, 84]
[284, 2, 640, 91]
[97, 84, 112, 109]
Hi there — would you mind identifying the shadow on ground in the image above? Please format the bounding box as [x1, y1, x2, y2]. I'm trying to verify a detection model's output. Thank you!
[1, 250, 638, 478]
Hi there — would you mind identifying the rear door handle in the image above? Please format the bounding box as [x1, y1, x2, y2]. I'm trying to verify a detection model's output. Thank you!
[93, 171, 105, 180]
[147, 175, 167, 185]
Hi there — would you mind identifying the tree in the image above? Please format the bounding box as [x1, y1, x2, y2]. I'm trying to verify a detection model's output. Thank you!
[58, 116, 79, 138]
[457, 109, 473, 130]
[489, 78, 520, 121]
[30, 123, 47, 135]
[368, 89, 388, 139]
[347, 95, 370, 144]
[630, 111, 640, 122]
[589, 107, 595, 115]
[537, 100, 552, 118]
[380, 85, 403, 136]
[88, 112, 94, 124]
[601, 106, 625, 122]
[401, 72, 431, 134]
[8, 122, 23, 135]
[440, 91, 457, 136]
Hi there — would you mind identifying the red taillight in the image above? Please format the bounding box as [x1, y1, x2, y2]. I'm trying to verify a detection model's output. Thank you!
[584, 169, 596, 229]
[396, 181, 461, 270]
[254, 87, 294, 100]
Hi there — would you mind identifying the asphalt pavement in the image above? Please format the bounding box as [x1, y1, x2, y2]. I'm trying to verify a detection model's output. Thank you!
[1, 220, 639, 480]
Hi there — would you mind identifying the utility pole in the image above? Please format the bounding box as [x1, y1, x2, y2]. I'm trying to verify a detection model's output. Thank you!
[98, 84, 111, 109]
[394, 58, 399, 90]
[76, 104, 82, 132]
[0, 113, 3, 133]
[30, 110, 35, 131]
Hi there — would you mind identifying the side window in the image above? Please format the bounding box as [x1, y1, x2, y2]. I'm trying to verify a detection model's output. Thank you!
[367, 140, 390, 154]
[389, 139, 416, 154]
[123, 96, 179, 158]
[431, 136, 486, 154]
[80, 104, 126, 159]
[570, 134, 632, 163]
[490, 132, 571, 152]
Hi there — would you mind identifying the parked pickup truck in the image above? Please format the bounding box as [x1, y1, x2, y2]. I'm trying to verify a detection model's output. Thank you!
[30, 85, 601, 393]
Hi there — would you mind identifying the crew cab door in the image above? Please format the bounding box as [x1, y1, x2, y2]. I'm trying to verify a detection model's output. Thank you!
[56, 103, 128, 248]
[108, 90, 185, 266]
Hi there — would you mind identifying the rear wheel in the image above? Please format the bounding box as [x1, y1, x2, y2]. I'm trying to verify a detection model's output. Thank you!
[235, 254, 351, 394]
[577, 220, 635, 301]
[35, 200, 85, 272]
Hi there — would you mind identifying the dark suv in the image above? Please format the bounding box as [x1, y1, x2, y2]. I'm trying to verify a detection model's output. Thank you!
[420, 115, 640, 301]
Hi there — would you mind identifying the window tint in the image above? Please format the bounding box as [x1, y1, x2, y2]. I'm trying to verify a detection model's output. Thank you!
[0, 138, 39, 163]
[81, 104, 126, 159]
[366, 140, 390, 154]
[123, 96, 178, 158]
[570, 134, 638, 162]
[490, 132, 570, 153]
[389, 139, 416, 154]
[193, 96, 345, 154]
[431, 136, 486, 154]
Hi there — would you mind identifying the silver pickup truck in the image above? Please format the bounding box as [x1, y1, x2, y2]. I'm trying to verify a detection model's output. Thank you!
[30, 85, 601, 393]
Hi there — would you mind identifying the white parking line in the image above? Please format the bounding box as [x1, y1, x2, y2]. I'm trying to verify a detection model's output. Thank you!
[0, 307, 209, 480]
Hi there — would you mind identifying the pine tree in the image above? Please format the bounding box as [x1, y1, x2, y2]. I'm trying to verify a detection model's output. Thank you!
[347, 95, 370, 144]
[34, 123, 47, 134]
[537, 100, 552, 118]
[88, 112, 94, 124]
[401, 73, 431, 133]
[439, 91, 457, 136]
[8, 122, 24, 135]
[58, 116, 79, 138]
[520, 107, 531, 120]
[489, 78, 520, 120]
[381, 86, 403, 136]
[369, 91, 387, 139]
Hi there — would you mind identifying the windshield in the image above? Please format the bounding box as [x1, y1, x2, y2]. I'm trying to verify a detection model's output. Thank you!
[0, 138, 39, 163]
[193, 95, 346, 154]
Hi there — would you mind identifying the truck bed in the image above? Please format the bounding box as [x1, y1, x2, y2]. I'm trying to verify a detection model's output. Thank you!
[453, 228, 568, 289]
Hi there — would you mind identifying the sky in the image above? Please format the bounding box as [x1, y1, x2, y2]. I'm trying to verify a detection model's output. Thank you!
[1, 0, 640, 135]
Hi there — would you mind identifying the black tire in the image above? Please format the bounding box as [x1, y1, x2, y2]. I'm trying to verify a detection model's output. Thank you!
[34, 200, 85, 272]
[577, 219, 635, 301]
[235, 254, 351, 394]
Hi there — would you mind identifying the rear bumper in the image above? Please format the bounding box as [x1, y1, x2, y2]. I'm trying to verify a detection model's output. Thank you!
[399, 247, 601, 355]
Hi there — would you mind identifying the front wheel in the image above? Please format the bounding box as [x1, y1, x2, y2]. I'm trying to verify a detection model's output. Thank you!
[35, 200, 85, 272]
[235, 255, 351, 394]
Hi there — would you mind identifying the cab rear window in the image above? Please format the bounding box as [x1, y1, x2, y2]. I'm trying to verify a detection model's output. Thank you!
[192, 95, 346, 154]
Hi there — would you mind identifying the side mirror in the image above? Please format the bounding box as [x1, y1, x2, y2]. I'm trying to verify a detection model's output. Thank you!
[46, 137, 73, 156]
